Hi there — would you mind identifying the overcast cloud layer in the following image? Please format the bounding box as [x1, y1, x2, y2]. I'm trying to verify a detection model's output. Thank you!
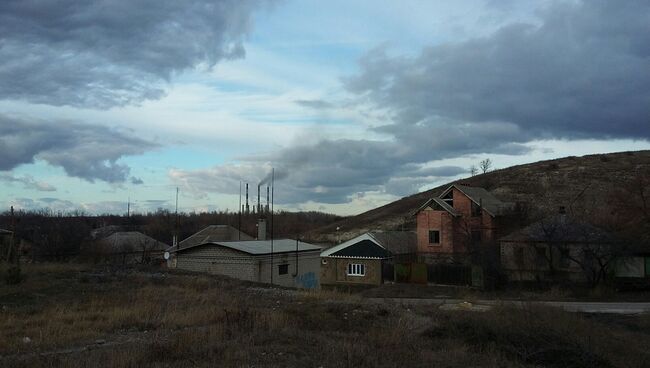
[0, 0, 263, 108]
[172, 0, 650, 205]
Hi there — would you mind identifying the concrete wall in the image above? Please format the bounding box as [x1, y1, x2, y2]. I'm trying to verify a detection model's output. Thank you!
[175, 246, 259, 282]
[175, 245, 320, 288]
[258, 250, 321, 289]
[320, 258, 382, 286]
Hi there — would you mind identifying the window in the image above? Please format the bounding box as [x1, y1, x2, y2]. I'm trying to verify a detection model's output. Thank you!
[278, 264, 289, 275]
[347, 263, 365, 276]
[428, 230, 440, 245]
[442, 191, 453, 208]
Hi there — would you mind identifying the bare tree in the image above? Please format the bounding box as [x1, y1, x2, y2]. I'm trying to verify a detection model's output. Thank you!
[469, 165, 478, 176]
[479, 158, 492, 173]
[530, 213, 620, 287]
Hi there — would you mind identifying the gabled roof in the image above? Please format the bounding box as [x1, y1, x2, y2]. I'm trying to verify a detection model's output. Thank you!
[99, 232, 170, 252]
[0, 229, 12, 235]
[321, 231, 416, 259]
[413, 197, 461, 217]
[500, 215, 614, 244]
[174, 239, 322, 255]
[440, 184, 510, 216]
[170, 225, 253, 252]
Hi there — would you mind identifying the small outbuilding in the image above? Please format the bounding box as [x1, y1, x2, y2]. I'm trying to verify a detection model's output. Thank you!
[91, 231, 170, 264]
[172, 239, 322, 289]
[320, 231, 417, 286]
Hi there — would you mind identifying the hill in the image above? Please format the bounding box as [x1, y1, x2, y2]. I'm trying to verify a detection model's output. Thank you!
[307, 150, 650, 243]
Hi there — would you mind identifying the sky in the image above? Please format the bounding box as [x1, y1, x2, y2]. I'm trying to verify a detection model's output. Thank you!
[1, 0, 649, 216]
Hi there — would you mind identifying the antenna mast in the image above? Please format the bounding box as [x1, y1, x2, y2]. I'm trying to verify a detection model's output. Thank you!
[174, 187, 179, 247]
[238, 181, 242, 240]
[270, 168, 274, 285]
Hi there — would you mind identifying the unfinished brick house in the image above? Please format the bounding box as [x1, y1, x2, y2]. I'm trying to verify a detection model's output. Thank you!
[414, 184, 511, 263]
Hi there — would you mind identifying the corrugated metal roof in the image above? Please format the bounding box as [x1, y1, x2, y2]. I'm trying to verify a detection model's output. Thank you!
[171, 225, 254, 252]
[177, 239, 322, 255]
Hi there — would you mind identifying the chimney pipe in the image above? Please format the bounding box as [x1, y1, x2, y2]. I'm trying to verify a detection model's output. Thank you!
[245, 183, 249, 214]
[257, 184, 261, 214]
[266, 186, 270, 213]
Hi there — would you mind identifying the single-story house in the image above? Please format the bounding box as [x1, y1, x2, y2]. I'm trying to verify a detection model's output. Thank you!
[320, 231, 417, 286]
[166, 225, 254, 268]
[172, 239, 322, 289]
[91, 231, 170, 264]
[500, 213, 615, 284]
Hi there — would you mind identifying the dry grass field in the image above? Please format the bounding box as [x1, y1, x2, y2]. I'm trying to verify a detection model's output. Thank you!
[1, 263, 650, 367]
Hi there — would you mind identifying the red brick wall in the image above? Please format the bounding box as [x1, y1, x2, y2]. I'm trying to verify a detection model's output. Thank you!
[416, 187, 499, 256]
[416, 209, 454, 253]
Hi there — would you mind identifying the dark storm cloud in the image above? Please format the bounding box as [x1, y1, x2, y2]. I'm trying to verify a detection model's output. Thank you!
[0, 115, 158, 183]
[345, 0, 650, 141]
[0, 0, 266, 108]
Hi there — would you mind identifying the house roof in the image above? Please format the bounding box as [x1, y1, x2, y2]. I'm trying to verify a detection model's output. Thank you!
[99, 232, 170, 252]
[413, 197, 461, 217]
[440, 184, 510, 216]
[327, 239, 392, 259]
[0, 229, 12, 235]
[500, 214, 614, 244]
[170, 225, 254, 252]
[90, 225, 124, 240]
[368, 231, 417, 255]
[321, 231, 417, 259]
[174, 239, 322, 255]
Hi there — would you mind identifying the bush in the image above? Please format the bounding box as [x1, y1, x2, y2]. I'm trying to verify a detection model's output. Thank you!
[5, 265, 24, 285]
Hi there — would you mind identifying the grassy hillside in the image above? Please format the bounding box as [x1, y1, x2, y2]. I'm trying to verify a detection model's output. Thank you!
[308, 150, 650, 243]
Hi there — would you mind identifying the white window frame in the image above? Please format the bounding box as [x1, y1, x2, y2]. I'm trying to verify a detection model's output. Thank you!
[347, 263, 365, 276]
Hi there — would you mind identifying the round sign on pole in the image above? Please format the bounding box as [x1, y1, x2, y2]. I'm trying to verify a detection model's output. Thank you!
[164, 251, 170, 260]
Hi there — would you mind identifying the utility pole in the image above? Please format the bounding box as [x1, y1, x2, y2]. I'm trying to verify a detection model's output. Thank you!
[270, 168, 274, 286]
[6, 206, 15, 263]
[238, 181, 242, 240]
[174, 187, 179, 247]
